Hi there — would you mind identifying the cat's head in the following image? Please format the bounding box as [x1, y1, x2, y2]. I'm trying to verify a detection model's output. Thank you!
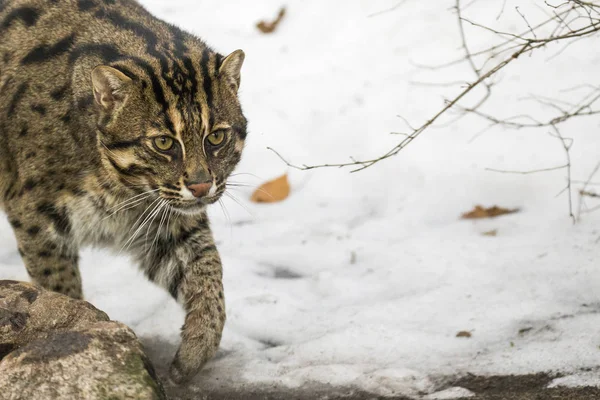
[91, 49, 247, 215]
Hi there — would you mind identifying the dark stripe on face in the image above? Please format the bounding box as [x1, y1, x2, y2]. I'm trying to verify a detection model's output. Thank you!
[1, 7, 40, 30]
[106, 156, 155, 177]
[22, 33, 76, 64]
[8, 83, 28, 116]
[136, 148, 168, 165]
[104, 137, 143, 150]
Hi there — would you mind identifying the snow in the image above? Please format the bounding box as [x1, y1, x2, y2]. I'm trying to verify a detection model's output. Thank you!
[424, 387, 475, 400]
[549, 371, 600, 389]
[3, 0, 600, 398]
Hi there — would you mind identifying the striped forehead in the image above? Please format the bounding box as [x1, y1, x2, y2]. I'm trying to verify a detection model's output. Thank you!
[172, 52, 220, 131]
[163, 95, 211, 160]
[166, 105, 186, 158]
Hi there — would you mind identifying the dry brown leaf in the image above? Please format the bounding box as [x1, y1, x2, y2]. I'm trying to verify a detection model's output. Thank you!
[482, 229, 497, 237]
[456, 331, 472, 338]
[461, 205, 519, 219]
[256, 7, 286, 34]
[251, 174, 290, 203]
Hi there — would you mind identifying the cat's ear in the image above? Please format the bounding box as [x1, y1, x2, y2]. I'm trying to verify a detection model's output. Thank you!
[219, 49, 245, 92]
[91, 66, 132, 111]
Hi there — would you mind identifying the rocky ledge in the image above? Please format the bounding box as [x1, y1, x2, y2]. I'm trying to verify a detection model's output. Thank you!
[0, 280, 166, 400]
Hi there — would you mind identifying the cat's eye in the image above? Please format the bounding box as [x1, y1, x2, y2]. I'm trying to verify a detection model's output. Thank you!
[154, 136, 174, 151]
[206, 130, 226, 147]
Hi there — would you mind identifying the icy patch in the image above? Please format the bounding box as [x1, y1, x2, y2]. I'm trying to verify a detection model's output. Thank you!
[548, 372, 600, 389]
[424, 387, 475, 399]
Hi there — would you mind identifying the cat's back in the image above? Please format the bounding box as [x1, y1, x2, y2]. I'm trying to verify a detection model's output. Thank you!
[0, 0, 170, 82]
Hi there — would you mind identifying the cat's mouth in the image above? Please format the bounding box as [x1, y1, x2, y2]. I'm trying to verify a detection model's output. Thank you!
[168, 200, 206, 215]
[168, 195, 220, 215]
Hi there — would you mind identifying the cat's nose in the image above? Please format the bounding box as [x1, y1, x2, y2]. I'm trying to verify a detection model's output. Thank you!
[187, 181, 212, 198]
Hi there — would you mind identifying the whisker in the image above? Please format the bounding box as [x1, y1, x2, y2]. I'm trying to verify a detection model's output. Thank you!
[104, 199, 146, 220]
[218, 198, 233, 240]
[107, 188, 160, 212]
[223, 191, 254, 217]
[123, 199, 166, 252]
[164, 203, 174, 239]
[127, 197, 161, 234]
[225, 182, 256, 187]
[226, 183, 274, 199]
[119, 198, 162, 253]
[229, 172, 263, 181]
[103, 195, 152, 220]
[148, 201, 169, 253]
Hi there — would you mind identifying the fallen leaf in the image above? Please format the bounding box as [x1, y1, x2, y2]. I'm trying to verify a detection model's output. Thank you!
[456, 331, 472, 338]
[256, 7, 286, 34]
[482, 229, 497, 237]
[461, 205, 519, 219]
[251, 174, 290, 203]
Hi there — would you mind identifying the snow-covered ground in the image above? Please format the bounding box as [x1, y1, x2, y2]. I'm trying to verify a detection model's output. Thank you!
[3, 0, 600, 398]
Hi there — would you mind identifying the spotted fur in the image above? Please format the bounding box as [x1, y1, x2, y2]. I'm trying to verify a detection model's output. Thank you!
[0, 0, 247, 383]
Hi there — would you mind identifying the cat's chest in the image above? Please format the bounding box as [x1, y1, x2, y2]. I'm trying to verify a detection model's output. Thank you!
[69, 193, 161, 249]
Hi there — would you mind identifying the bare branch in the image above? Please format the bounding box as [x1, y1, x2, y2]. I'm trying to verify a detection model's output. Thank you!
[269, 1, 600, 177]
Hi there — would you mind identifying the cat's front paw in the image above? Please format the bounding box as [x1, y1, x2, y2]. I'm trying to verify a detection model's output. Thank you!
[168, 326, 222, 384]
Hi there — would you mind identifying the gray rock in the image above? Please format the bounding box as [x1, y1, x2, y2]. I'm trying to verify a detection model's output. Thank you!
[0, 280, 166, 400]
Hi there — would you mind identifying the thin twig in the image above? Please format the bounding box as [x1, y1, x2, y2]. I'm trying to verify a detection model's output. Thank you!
[269, 1, 600, 173]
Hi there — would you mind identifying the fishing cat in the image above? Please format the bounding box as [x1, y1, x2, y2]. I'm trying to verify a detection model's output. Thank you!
[0, 0, 247, 383]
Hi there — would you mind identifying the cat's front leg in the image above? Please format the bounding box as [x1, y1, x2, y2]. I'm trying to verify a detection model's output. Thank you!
[143, 217, 226, 383]
[169, 252, 225, 383]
